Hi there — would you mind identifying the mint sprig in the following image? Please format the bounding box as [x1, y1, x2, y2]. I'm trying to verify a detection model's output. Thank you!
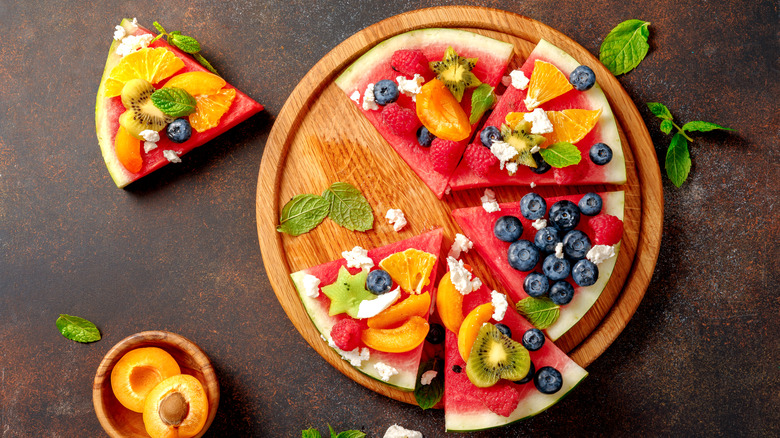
[516, 297, 560, 330]
[469, 84, 496, 125]
[150, 21, 220, 75]
[301, 425, 365, 438]
[151, 87, 197, 118]
[538, 142, 582, 168]
[414, 358, 444, 410]
[277, 182, 373, 236]
[277, 194, 330, 236]
[599, 19, 651, 76]
[56, 314, 101, 343]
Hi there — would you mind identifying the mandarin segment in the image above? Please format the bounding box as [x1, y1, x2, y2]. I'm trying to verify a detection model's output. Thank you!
[544, 108, 602, 145]
[110, 347, 181, 413]
[105, 48, 185, 98]
[361, 315, 429, 353]
[457, 303, 495, 362]
[523, 60, 574, 110]
[189, 88, 236, 133]
[416, 78, 471, 141]
[436, 272, 465, 334]
[378, 249, 437, 295]
[143, 374, 208, 438]
[366, 292, 431, 329]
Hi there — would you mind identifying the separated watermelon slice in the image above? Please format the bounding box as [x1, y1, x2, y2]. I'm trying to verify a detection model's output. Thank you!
[290, 228, 443, 391]
[96, 18, 263, 188]
[451, 191, 624, 340]
[335, 29, 514, 198]
[449, 39, 626, 190]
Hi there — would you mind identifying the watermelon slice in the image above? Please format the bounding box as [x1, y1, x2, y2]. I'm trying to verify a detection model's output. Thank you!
[451, 191, 624, 340]
[444, 283, 587, 432]
[449, 39, 626, 190]
[335, 29, 514, 199]
[96, 18, 263, 188]
[290, 228, 443, 391]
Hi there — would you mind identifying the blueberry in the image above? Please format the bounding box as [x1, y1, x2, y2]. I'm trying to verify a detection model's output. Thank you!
[549, 280, 575, 305]
[373, 79, 399, 105]
[452, 365, 462, 373]
[542, 254, 571, 281]
[578, 193, 603, 216]
[562, 230, 591, 260]
[589, 142, 613, 165]
[166, 118, 192, 143]
[480, 125, 502, 148]
[572, 259, 599, 287]
[522, 328, 545, 351]
[569, 65, 596, 91]
[520, 193, 547, 220]
[495, 323, 512, 338]
[531, 152, 551, 174]
[523, 272, 550, 297]
[417, 126, 435, 147]
[426, 323, 445, 344]
[515, 360, 536, 384]
[366, 269, 393, 295]
[548, 200, 581, 232]
[534, 366, 563, 394]
[507, 240, 540, 272]
[493, 216, 523, 242]
[533, 226, 560, 253]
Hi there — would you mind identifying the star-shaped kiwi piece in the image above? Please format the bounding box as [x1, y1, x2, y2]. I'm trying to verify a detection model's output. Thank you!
[429, 46, 481, 102]
[500, 121, 546, 168]
[321, 266, 376, 318]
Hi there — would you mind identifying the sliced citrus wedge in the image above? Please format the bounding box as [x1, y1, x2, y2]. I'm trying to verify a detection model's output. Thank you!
[523, 60, 573, 110]
[506, 108, 602, 146]
[189, 88, 236, 132]
[104, 47, 185, 97]
[378, 248, 437, 294]
[163, 71, 226, 96]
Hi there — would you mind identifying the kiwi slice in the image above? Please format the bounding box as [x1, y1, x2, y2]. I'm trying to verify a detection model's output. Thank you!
[500, 121, 546, 168]
[429, 46, 481, 102]
[119, 78, 172, 140]
[466, 323, 530, 388]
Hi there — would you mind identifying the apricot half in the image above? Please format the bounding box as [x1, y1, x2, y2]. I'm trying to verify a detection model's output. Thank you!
[367, 292, 431, 329]
[361, 316, 429, 353]
[457, 303, 495, 362]
[111, 347, 181, 413]
[143, 374, 208, 438]
[435, 272, 464, 334]
[416, 78, 471, 141]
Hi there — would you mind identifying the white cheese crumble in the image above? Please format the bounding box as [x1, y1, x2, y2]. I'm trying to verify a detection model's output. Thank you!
[342, 246, 374, 270]
[126, 18, 139, 33]
[501, 75, 512, 87]
[506, 161, 519, 175]
[384, 424, 423, 438]
[445, 186, 452, 195]
[322, 334, 370, 367]
[396, 74, 425, 101]
[301, 274, 321, 298]
[163, 150, 181, 163]
[356, 286, 400, 319]
[587, 244, 616, 265]
[385, 208, 407, 232]
[531, 145, 541, 154]
[362, 83, 379, 111]
[490, 140, 518, 170]
[509, 69, 530, 90]
[480, 188, 501, 213]
[143, 142, 158, 153]
[374, 362, 399, 382]
[420, 370, 438, 386]
[555, 242, 564, 259]
[447, 257, 482, 295]
[530, 182, 537, 188]
[139, 130, 160, 142]
[116, 33, 153, 57]
[490, 290, 508, 321]
[447, 233, 473, 259]
[524, 108, 554, 134]
[113, 25, 126, 41]
[532, 218, 547, 230]
[350, 90, 361, 105]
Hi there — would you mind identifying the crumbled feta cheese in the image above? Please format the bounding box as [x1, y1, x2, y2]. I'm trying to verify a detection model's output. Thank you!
[509, 69, 530, 90]
[385, 208, 407, 232]
[420, 370, 438, 385]
[362, 83, 379, 111]
[555, 242, 564, 259]
[530, 182, 537, 188]
[481, 188, 501, 213]
[587, 244, 616, 265]
[506, 162, 519, 175]
[143, 142, 158, 153]
[447, 257, 482, 295]
[302, 274, 321, 298]
[139, 130, 160, 142]
[532, 218, 547, 230]
[324, 334, 370, 366]
[350, 90, 361, 105]
[396, 74, 425, 101]
[113, 25, 126, 41]
[501, 75, 512, 87]
[115, 33, 153, 57]
[374, 362, 398, 382]
[356, 286, 400, 318]
[342, 246, 374, 270]
[163, 150, 181, 163]
[490, 290, 508, 321]
[445, 186, 452, 195]
[384, 424, 423, 438]
[127, 18, 139, 33]
[490, 140, 518, 170]
[530, 145, 540, 154]
[524, 108, 554, 134]
[448, 233, 473, 259]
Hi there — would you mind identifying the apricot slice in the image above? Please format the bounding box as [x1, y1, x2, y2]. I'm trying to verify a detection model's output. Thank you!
[361, 316, 429, 353]
[367, 292, 431, 329]
[457, 303, 495, 362]
[416, 78, 471, 141]
[115, 126, 142, 173]
[111, 347, 181, 413]
[436, 272, 465, 334]
[143, 374, 208, 438]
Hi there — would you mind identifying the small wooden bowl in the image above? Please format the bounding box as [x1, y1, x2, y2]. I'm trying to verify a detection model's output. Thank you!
[93, 331, 220, 438]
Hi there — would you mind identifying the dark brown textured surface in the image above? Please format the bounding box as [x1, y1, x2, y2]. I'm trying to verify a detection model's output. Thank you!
[0, 1, 777, 437]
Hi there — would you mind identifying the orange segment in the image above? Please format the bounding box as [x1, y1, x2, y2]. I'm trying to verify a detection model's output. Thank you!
[110, 347, 181, 413]
[436, 272, 464, 334]
[189, 88, 236, 133]
[105, 47, 185, 97]
[523, 60, 574, 110]
[367, 292, 431, 329]
[361, 316, 429, 353]
[505, 108, 602, 146]
[114, 126, 143, 173]
[457, 303, 495, 362]
[163, 71, 226, 96]
[416, 78, 471, 141]
[143, 374, 209, 438]
[378, 249, 437, 295]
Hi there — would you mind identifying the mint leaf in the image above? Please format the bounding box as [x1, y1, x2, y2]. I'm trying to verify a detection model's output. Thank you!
[681, 121, 734, 133]
[151, 87, 197, 118]
[469, 84, 496, 125]
[647, 102, 673, 120]
[169, 34, 201, 54]
[302, 428, 322, 438]
[193, 53, 220, 76]
[323, 182, 373, 232]
[152, 21, 166, 34]
[666, 133, 691, 187]
[414, 358, 444, 410]
[277, 194, 330, 236]
[599, 19, 650, 76]
[56, 314, 101, 343]
[538, 142, 582, 168]
[660, 119, 674, 134]
[335, 431, 366, 438]
[328, 424, 337, 438]
[516, 297, 560, 330]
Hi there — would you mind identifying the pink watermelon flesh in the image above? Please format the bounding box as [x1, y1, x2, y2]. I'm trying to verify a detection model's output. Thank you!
[444, 284, 587, 432]
[449, 39, 626, 190]
[451, 191, 624, 340]
[291, 228, 443, 391]
[335, 29, 514, 198]
[96, 22, 264, 188]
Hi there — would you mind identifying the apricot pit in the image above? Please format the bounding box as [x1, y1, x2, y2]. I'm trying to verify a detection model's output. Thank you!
[143, 374, 208, 438]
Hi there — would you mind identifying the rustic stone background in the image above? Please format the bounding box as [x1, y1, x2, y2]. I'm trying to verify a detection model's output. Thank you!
[0, 0, 777, 437]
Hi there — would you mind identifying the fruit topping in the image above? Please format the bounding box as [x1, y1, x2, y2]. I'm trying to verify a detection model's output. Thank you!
[507, 240, 540, 272]
[366, 269, 393, 295]
[587, 214, 624, 245]
[366, 292, 430, 329]
[463, 144, 498, 176]
[572, 259, 599, 287]
[429, 46, 481, 102]
[542, 254, 571, 281]
[514, 360, 535, 384]
[549, 280, 575, 305]
[542, 109, 602, 146]
[320, 266, 375, 318]
[361, 315, 429, 353]
[578, 192, 603, 216]
[373, 79, 400, 105]
[111, 347, 181, 413]
[569, 65, 596, 91]
[494, 323, 512, 338]
[163, 71, 226, 96]
[530, 152, 551, 174]
[589, 142, 614, 165]
[331, 318, 363, 351]
[378, 249, 437, 295]
[457, 303, 495, 362]
[562, 230, 592, 260]
[436, 272, 465, 334]
[382, 102, 419, 135]
[189, 87, 236, 132]
[119, 79, 173, 139]
[105, 47, 184, 98]
[523, 272, 550, 298]
[416, 78, 470, 141]
[114, 126, 143, 173]
[499, 121, 545, 169]
[534, 226, 561, 253]
[466, 323, 530, 388]
[548, 200, 581, 232]
[520, 193, 547, 220]
[390, 49, 429, 77]
[426, 323, 445, 344]
[166, 118, 192, 143]
[416, 126, 435, 147]
[521, 328, 546, 351]
[493, 216, 523, 242]
[452, 364, 462, 373]
[143, 374, 208, 438]
[523, 60, 573, 110]
[479, 126, 502, 148]
[534, 366, 563, 394]
[429, 138, 461, 174]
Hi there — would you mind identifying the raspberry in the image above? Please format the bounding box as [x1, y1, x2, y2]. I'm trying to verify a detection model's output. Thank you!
[587, 214, 624, 245]
[464, 144, 498, 176]
[430, 138, 461, 174]
[390, 49, 428, 77]
[330, 319, 362, 351]
[553, 163, 588, 185]
[381, 103, 418, 135]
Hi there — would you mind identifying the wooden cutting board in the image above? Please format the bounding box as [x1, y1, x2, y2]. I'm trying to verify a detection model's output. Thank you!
[256, 6, 662, 406]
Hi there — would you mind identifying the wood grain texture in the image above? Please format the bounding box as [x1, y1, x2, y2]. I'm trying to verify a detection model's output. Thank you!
[256, 6, 662, 405]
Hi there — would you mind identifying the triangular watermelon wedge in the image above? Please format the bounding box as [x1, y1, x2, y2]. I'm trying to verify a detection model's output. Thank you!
[449, 39, 627, 190]
[335, 29, 514, 198]
[452, 191, 625, 340]
[290, 228, 443, 391]
[96, 18, 263, 188]
[444, 283, 587, 432]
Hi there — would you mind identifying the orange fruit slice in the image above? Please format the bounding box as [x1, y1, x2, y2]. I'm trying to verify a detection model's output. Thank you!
[361, 315, 429, 353]
[523, 60, 573, 110]
[104, 47, 185, 97]
[416, 78, 471, 141]
[114, 126, 142, 173]
[163, 71, 226, 96]
[378, 249, 437, 295]
[506, 108, 602, 146]
[189, 88, 236, 133]
[457, 302, 495, 362]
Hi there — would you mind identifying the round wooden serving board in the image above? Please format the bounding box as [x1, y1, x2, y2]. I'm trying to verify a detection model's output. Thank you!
[256, 6, 662, 406]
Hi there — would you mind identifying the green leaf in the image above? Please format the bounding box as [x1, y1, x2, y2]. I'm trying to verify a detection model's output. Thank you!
[151, 87, 197, 118]
[681, 121, 734, 133]
[647, 102, 673, 121]
[335, 431, 366, 438]
[328, 424, 337, 438]
[469, 84, 496, 125]
[56, 314, 101, 343]
[659, 119, 674, 134]
[277, 194, 330, 236]
[170, 34, 201, 54]
[665, 133, 691, 187]
[302, 428, 322, 438]
[414, 358, 444, 410]
[322, 182, 373, 232]
[193, 53, 220, 76]
[515, 298, 560, 330]
[599, 19, 651, 76]
[538, 142, 582, 168]
[152, 21, 166, 34]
